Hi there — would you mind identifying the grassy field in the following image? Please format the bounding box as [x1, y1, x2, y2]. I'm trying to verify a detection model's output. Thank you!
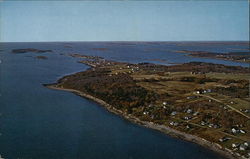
[131, 70, 250, 156]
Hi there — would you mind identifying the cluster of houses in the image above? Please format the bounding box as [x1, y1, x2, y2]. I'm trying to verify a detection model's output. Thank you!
[231, 141, 249, 151]
[190, 71, 205, 75]
[219, 138, 250, 157]
[231, 127, 246, 134]
[80, 58, 113, 68]
[168, 107, 201, 122]
[219, 136, 231, 142]
[142, 111, 157, 120]
[240, 109, 250, 114]
[113, 65, 142, 75]
[169, 121, 179, 126]
[208, 123, 221, 129]
[142, 104, 155, 116]
[183, 109, 200, 120]
[195, 89, 212, 94]
[170, 108, 199, 117]
[183, 116, 192, 120]
[142, 102, 201, 126]
[169, 121, 192, 129]
[200, 121, 221, 129]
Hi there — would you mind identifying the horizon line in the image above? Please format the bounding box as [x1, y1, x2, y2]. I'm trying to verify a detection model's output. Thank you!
[1, 40, 249, 43]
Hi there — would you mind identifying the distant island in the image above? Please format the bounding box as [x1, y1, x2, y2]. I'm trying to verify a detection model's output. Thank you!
[175, 50, 250, 63]
[35, 56, 48, 60]
[45, 53, 250, 159]
[92, 48, 109, 51]
[12, 48, 52, 53]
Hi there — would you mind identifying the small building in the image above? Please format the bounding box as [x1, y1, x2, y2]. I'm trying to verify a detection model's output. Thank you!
[219, 137, 231, 142]
[162, 102, 167, 105]
[186, 125, 191, 129]
[196, 91, 201, 94]
[208, 124, 214, 128]
[169, 121, 179, 126]
[187, 96, 196, 100]
[244, 142, 250, 147]
[171, 111, 177, 116]
[232, 143, 240, 148]
[213, 124, 220, 129]
[239, 144, 247, 151]
[243, 109, 250, 113]
[201, 121, 207, 126]
[231, 128, 239, 134]
[186, 109, 193, 114]
[240, 130, 246, 134]
[193, 112, 199, 116]
[184, 116, 192, 120]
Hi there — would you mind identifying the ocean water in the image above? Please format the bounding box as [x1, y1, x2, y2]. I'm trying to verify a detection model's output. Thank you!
[0, 42, 248, 159]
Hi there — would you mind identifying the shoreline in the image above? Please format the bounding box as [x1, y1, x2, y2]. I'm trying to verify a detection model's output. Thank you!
[174, 51, 250, 64]
[45, 84, 239, 159]
[186, 54, 249, 64]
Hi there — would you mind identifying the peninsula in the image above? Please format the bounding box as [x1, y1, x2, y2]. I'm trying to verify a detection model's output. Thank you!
[45, 54, 250, 159]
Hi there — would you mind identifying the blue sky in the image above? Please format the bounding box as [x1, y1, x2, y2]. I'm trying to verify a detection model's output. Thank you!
[0, 1, 249, 42]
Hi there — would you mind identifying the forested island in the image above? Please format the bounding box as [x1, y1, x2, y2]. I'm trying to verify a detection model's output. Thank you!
[46, 54, 250, 159]
[12, 48, 52, 53]
[175, 50, 250, 63]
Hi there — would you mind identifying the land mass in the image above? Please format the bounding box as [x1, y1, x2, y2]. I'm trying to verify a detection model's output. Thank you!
[35, 56, 48, 60]
[12, 48, 52, 53]
[175, 50, 250, 63]
[46, 54, 250, 159]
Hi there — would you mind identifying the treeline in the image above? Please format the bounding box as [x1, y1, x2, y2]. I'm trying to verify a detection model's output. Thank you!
[58, 68, 159, 112]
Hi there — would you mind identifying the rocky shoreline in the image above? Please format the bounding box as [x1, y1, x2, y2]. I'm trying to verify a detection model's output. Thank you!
[45, 84, 239, 159]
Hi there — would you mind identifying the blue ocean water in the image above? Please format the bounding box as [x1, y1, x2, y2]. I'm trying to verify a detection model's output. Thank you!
[0, 42, 248, 159]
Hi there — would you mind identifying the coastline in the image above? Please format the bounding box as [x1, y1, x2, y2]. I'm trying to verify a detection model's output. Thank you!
[45, 84, 239, 159]
[186, 55, 249, 64]
[174, 50, 250, 64]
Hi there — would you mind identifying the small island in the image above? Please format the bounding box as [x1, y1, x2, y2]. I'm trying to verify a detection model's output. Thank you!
[35, 56, 48, 60]
[12, 48, 52, 53]
[92, 48, 109, 51]
[175, 50, 250, 63]
[45, 55, 250, 159]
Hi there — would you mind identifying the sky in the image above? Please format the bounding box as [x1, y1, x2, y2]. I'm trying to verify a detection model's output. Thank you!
[0, 1, 249, 42]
